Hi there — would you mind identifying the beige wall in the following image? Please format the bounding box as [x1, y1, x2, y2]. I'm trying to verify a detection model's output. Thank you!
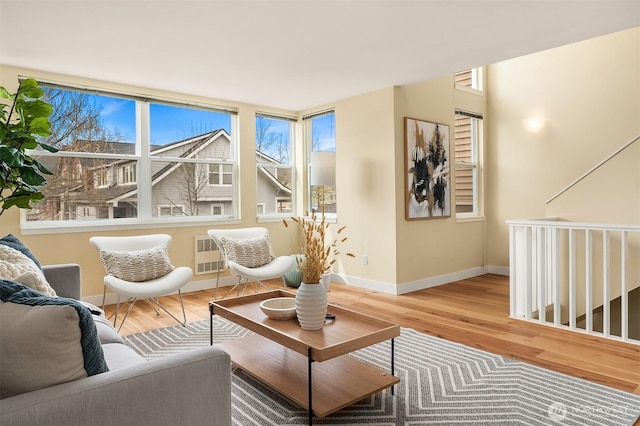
[332, 87, 397, 284]
[394, 78, 486, 286]
[2, 27, 638, 298]
[486, 27, 640, 268]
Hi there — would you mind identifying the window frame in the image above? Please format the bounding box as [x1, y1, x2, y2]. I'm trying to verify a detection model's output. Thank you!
[454, 67, 484, 93]
[454, 110, 483, 220]
[20, 81, 240, 234]
[255, 112, 296, 221]
[303, 110, 337, 221]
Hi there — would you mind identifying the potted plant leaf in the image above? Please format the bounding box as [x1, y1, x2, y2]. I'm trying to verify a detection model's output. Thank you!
[0, 78, 57, 216]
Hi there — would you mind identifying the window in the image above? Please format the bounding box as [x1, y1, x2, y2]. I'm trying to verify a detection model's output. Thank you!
[158, 205, 185, 216]
[25, 83, 238, 228]
[454, 110, 483, 216]
[120, 163, 136, 185]
[255, 113, 295, 217]
[455, 68, 483, 91]
[304, 110, 336, 215]
[208, 163, 233, 185]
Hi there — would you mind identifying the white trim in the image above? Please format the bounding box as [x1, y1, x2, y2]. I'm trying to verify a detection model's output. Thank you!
[85, 266, 510, 306]
[331, 266, 505, 296]
[82, 275, 243, 307]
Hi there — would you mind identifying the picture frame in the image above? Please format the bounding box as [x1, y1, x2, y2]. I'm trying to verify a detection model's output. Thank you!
[404, 117, 451, 220]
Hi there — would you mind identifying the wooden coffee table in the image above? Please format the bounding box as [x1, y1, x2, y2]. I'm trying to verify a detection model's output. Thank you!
[209, 289, 400, 425]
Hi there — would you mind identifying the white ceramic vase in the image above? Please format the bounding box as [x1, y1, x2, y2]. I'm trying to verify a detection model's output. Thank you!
[295, 282, 328, 330]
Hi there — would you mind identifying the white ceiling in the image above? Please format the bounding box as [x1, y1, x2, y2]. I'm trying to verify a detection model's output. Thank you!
[1, 1, 638, 111]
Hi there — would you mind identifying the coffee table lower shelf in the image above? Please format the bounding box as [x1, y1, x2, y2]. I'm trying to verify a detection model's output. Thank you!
[218, 333, 399, 418]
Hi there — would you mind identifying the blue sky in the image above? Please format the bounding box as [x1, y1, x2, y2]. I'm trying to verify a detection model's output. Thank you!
[96, 94, 334, 151]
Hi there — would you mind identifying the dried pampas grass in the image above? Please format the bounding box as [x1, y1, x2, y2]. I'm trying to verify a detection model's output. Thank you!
[283, 212, 355, 284]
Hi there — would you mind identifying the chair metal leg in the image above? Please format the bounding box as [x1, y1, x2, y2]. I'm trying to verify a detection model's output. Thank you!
[101, 285, 107, 310]
[148, 291, 187, 327]
[113, 295, 121, 328]
[116, 298, 138, 332]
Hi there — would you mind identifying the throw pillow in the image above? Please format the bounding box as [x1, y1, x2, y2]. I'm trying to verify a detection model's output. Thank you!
[0, 244, 57, 297]
[0, 234, 42, 270]
[0, 280, 109, 398]
[99, 245, 175, 282]
[219, 235, 276, 268]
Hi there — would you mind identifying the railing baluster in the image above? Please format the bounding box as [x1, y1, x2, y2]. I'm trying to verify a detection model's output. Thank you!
[553, 227, 561, 326]
[620, 231, 628, 341]
[569, 229, 576, 330]
[602, 230, 610, 337]
[537, 226, 546, 323]
[509, 225, 517, 318]
[585, 230, 593, 333]
[506, 219, 638, 344]
[524, 226, 532, 320]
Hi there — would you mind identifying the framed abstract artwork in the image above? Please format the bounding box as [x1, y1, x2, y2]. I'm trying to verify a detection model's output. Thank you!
[404, 117, 450, 220]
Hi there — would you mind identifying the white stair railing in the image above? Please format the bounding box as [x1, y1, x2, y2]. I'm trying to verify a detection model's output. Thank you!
[507, 219, 639, 344]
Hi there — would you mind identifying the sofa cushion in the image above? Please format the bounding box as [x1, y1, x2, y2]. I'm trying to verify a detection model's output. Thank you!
[92, 313, 125, 345]
[0, 244, 56, 297]
[101, 342, 146, 371]
[99, 245, 175, 282]
[0, 281, 109, 398]
[0, 234, 42, 270]
[219, 235, 275, 268]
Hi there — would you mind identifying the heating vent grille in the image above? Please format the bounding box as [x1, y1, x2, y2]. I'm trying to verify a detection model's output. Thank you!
[194, 234, 224, 275]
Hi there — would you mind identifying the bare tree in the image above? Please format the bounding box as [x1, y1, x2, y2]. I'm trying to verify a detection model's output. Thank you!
[169, 162, 212, 216]
[41, 88, 125, 150]
[256, 117, 289, 163]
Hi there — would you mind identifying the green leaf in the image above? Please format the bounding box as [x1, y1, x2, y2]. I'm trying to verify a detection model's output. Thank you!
[0, 146, 22, 166]
[29, 116, 51, 136]
[2, 194, 35, 210]
[19, 165, 46, 186]
[18, 79, 44, 99]
[0, 86, 13, 101]
[22, 99, 52, 119]
[36, 141, 59, 153]
[33, 158, 54, 175]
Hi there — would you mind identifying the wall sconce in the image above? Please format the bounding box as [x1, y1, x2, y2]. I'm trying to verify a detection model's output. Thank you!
[522, 116, 545, 133]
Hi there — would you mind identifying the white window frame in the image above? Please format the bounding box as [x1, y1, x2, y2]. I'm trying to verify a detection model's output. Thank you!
[255, 113, 296, 221]
[158, 204, 186, 217]
[454, 110, 483, 220]
[303, 109, 336, 221]
[211, 204, 225, 215]
[208, 163, 233, 186]
[20, 81, 240, 234]
[455, 67, 484, 93]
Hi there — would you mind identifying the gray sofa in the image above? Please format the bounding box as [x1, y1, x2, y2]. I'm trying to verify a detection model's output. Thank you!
[0, 264, 232, 426]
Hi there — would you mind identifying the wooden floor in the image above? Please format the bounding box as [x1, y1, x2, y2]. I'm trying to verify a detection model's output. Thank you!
[104, 274, 640, 397]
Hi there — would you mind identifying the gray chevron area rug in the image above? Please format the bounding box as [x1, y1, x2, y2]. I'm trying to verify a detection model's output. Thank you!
[123, 318, 640, 425]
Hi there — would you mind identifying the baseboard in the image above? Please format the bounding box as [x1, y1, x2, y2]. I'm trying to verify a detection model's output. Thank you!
[333, 266, 508, 295]
[82, 275, 253, 306]
[488, 265, 509, 276]
[83, 266, 510, 305]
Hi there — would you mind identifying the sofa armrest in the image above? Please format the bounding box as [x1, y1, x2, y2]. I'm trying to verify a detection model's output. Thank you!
[42, 264, 81, 299]
[0, 346, 231, 426]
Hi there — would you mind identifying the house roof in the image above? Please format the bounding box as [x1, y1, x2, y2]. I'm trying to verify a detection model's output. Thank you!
[1, 1, 637, 111]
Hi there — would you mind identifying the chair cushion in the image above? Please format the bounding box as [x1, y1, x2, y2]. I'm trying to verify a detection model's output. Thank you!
[99, 245, 175, 282]
[0, 243, 57, 297]
[0, 280, 109, 398]
[220, 235, 276, 268]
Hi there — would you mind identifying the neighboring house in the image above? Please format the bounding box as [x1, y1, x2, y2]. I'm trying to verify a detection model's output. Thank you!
[32, 130, 291, 221]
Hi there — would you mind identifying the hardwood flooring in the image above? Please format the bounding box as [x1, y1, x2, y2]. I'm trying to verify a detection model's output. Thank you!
[104, 273, 640, 397]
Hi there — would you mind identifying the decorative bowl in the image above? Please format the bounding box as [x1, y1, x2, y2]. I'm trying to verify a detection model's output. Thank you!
[260, 297, 297, 320]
